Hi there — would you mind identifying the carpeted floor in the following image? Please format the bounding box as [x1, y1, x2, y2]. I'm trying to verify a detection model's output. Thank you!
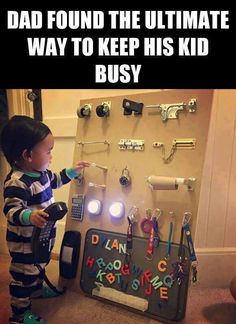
[1, 254, 236, 324]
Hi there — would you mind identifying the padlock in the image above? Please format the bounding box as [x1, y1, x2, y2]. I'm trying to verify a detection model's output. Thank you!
[119, 167, 131, 186]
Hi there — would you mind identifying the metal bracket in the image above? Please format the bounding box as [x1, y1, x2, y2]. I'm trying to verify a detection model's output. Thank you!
[183, 178, 196, 191]
[188, 98, 197, 113]
[118, 139, 144, 150]
[146, 98, 197, 122]
[103, 101, 111, 108]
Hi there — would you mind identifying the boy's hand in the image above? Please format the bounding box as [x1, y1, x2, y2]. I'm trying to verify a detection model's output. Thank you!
[73, 161, 90, 174]
[30, 210, 49, 228]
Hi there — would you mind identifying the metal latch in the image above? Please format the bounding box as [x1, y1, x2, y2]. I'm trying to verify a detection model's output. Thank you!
[118, 139, 145, 150]
[146, 98, 197, 121]
[152, 138, 196, 163]
[172, 138, 196, 149]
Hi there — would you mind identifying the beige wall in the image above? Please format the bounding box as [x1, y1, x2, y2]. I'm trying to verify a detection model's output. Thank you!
[196, 90, 236, 247]
[195, 90, 236, 287]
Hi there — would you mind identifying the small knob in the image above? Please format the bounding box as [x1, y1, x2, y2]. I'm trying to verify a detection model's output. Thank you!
[96, 103, 110, 117]
[77, 104, 91, 118]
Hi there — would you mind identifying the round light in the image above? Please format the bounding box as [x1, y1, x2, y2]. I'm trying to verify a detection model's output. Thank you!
[109, 202, 125, 218]
[87, 200, 102, 215]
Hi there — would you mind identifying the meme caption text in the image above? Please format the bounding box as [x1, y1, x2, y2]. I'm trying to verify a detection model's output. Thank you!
[7, 10, 230, 84]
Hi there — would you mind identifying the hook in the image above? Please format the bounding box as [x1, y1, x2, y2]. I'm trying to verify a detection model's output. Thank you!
[152, 208, 162, 220]
[145, 208, 152, 219]
[182, 212, 192, 225]
[127, 206, 138, 223]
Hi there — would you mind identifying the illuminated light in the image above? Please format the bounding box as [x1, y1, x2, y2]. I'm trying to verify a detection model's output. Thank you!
[109, 202, 125, 218]
[87, 200, 102, 215]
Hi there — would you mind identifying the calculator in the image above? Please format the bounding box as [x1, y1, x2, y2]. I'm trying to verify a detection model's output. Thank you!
[71, 194, 85, 221]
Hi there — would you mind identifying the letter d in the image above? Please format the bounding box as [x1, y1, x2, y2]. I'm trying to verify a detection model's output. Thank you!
[92, 234, 99, 245]
[7, 11, 19, 29]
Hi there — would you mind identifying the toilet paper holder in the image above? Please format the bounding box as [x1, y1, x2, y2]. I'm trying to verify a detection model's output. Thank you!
[147, 176, 196, 191]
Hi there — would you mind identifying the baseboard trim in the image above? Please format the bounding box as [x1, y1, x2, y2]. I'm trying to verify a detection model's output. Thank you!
[196, 247, 236, 255]
[195, 248, 236, 288]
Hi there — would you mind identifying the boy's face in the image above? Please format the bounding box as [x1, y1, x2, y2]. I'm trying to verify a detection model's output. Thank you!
[30, 133, 54, 172]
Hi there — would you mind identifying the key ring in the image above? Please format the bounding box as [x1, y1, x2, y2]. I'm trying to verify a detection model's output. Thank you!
[141, 208, 152, 234]
[141, 208, 162, 234]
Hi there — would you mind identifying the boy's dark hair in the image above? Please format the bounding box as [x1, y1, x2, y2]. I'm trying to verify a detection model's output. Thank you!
[0, 115, 51, 167]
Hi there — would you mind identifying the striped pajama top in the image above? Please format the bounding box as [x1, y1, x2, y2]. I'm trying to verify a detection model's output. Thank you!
[3, 167, 76, 267]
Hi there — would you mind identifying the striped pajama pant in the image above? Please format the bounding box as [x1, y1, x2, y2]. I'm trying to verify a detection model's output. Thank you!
[9, 261, 46, 320]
